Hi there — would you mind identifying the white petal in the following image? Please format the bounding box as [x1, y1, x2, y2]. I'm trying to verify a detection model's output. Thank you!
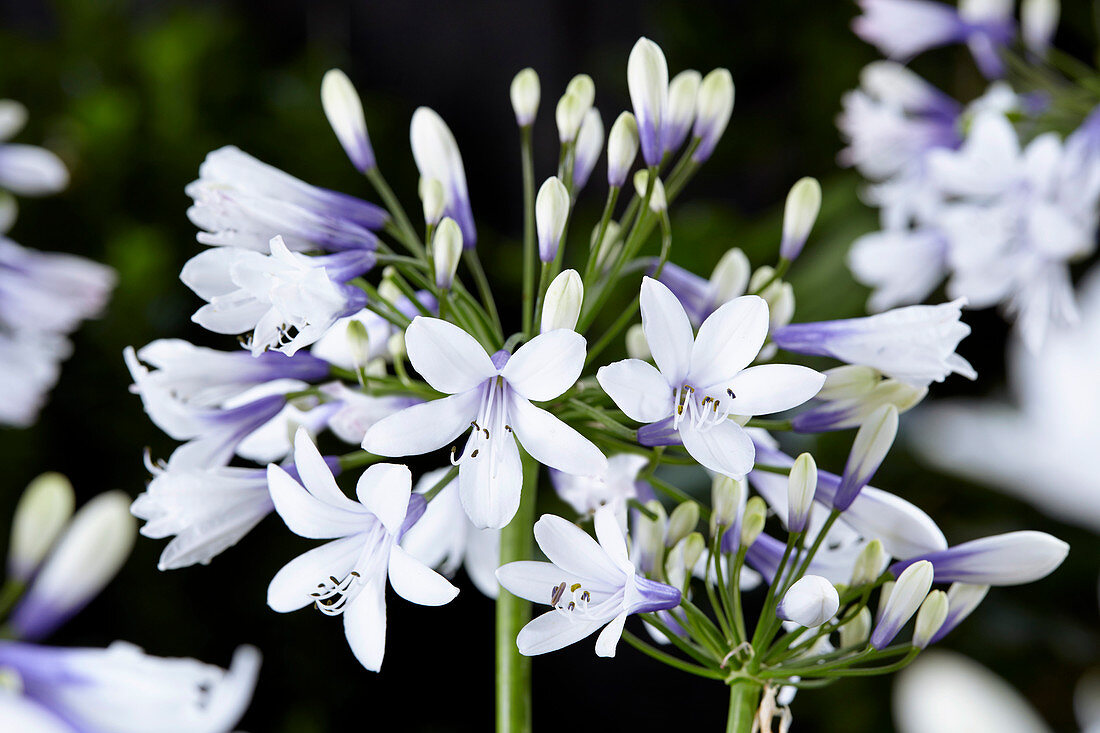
[465, 528, 502, 599]
[507, 392, 607, 477]
[688, 295, 769, 389]
[0, 144, 69, 195]
[362, 388, 481, 456]
[594, 611, 628, 657]
[596, 359, 674, 423]
[640, 276, 695, 385]
[267, 534, 363, 612]
[459, 430, 523, 529]
[343, 580, 387, 671]
[496, 560, 595, 603]
[533, 514, 623, 586]
[501, 329, 585, 401]
[387, 544, 459, 606]
[355, 463, 412, 534]
[292, 427, 360, 510]
[0, 694, 72, 733]
[404, 316, 496, 394]
[722, 364, 825, 415]
[679, 419, 755, 478]
[267, 464, 369, 539]
[516, 609, 606, 655]
[594, 505, 631, 571]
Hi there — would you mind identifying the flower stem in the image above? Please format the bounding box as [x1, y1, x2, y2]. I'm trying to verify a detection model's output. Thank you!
[726, 679, 761, 733]
[520, 126, 537, 338]
[496, 450, 538, 733]
[365, 167, 425, 259]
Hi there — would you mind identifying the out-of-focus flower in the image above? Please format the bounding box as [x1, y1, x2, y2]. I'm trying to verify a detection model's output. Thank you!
[0, 100, 68, 196]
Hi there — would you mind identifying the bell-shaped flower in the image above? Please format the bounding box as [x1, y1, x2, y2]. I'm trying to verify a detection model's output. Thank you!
[410, 107, 476, 247]
[777, 575, 840, 627]
[496, 506, 681, 657]
[181, 235, 374, 356]
[0, 641, 260, 733]
[362, 317, 606, 529]
[598, 277, 824, 479]
[652, 248, 751, 327]
[550, 453, 651, 520]
[0, 100, 69, 196]
[771, 299, 975, 386]
[889, 531, 1069, 586]
[321, 69, 375, 173]
[10, 492, 135, 640]
[400, 468, 501, 598]
[266, 429, 459, 671]
[627, 37, 669, 166]
[186, 146, 385, 252]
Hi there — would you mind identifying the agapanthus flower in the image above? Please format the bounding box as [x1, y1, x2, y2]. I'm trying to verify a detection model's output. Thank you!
[311, 290, 436, 370]
[598, 276, 823, 478]
[181, 235, 374, 356]
[889, 531, 1069, 585]
[267, 429, 458, 671]
[362, 317, 607, 529]
[0, 330, 68, 427]
[496, 506, 681, 656]
[0, 99, 68, 197]
[550, 453, 651, 520]
[651, 247, 750, 326]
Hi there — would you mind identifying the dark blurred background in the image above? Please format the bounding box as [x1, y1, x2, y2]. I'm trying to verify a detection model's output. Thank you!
[0, 0, 1097, 730]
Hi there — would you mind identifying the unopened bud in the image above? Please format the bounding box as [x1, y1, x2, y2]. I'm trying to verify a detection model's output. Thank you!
[510, 67, 540, 127]
[840, 607, 873, 648]
[419, 178, 445, 226]
[573, 109, 604, 192]
[912, 589, 949, 648]
[850, 539, 888, 587]
[633, 499, 668, 577]
[321, 69, 375, 172]
[780, 177, 822, 262]
[749, 265, 782, 302]
[709, 248, 750, 306]
[346, 320, 371, 370]
[817, 365, 880, 401]
[710, 475, 743, 536]
[592, 221, 622, 272]
[664, 539, 687, 590]
[432, 217, 463, 289]
[787, 453, 817, 533]
[607, 112, 639, 187]
[633, 169, 667, 212]
[555, 74, 595, 143]
[834, 404, 899, 511]
[666, 502, 700, 548]
[536, 177, 570, 263]
[627, 37, 669, 166]
[663, 70, 701, 154]
[740, 496, 767, 548]
[1022, 0, 1059, 58]
[871, 560, 933, 649]
[692, 68, 734, 162]
[681, 532, 705, 574]
[387, 331, 406, 361]
[777, 575, 839, 627]
[540, 269, 583, 333]
[377, 272, 402, 306]
[625, 324, 651, 360]
[769, 282, 795, 330]
[8, 473, 75, 582]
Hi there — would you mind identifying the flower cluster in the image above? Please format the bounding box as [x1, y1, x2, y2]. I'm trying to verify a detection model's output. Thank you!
[842, 0, 1100, 349]
[0, 100, 115, 427]
[124, 36, 1068, 729]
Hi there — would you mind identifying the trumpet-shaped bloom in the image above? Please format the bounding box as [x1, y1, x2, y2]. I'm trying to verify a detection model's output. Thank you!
[181, 235, 373, 356]
[410, 107, 476, 247]
[598, 277, 823, 479]
[496, 507, 681, 657]
[362, 317, 606, 529]
[267, 429, 458, 671]
[889, 531, 1069, 586]
[0, 641, 260, 733]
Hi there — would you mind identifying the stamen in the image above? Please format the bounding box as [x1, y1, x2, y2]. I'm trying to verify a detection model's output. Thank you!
[550, 582, 566, 606]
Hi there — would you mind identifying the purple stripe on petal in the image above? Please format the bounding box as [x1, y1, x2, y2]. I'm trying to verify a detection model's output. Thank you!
[637, 417, 680, 447]
[629, 576, 681, 614]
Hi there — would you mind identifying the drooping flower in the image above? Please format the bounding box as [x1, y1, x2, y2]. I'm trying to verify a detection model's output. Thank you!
[598, 276, 824, 478]
[496, 506, 681, 657]
[181, 235, 374, 356]
[0, 641, 260, 733]
[362, 317, 607, 529]
[266, 429, 459, 671]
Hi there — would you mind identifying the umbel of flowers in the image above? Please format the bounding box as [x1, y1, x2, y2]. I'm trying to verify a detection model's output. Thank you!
[125, 36, 1068, 731]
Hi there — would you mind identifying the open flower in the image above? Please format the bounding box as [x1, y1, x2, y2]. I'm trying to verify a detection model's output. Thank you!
[362, 317, 607, 529]
[266, 429, 458, 671]
[597, 276, 824, 478]
[496, 506, 681, 657]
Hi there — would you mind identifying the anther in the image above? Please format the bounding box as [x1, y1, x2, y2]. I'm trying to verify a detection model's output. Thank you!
[550, 582, 566, 606]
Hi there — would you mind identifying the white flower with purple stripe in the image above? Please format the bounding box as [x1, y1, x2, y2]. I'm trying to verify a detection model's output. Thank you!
[889, 531, 1068, 586]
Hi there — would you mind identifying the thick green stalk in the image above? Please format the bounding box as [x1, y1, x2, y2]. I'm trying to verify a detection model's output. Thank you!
[520, 126, 537, 337]
[726, 680, 762, 733]
[496, 450, 538, 733]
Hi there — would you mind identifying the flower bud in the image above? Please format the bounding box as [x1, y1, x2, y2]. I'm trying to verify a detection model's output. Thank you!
[10, 491, 135, 640]
[411, 107, 476, 247]
[748, 265, 782, 302]
[536, 177, 570, 263]
[555, 74, 595, 143]
[0, 192, 16, 233]
[376, 276, 402, 306]
[432, 217, 463, 289]
[663, 70, 701, 154]
[709, 248, 750, 306]
[710, 474, 743, 536]
[876, 580, 895, 623]
[850, 539, 889, 587]
[777, 575, 839, 627]
[540, 269, 583, 333]
[912, 589, 949, 648]
[1022, 0, 1059, 58]
[633, 500, 668, 576]
[387, 331, 406, 361]
[627, 37, 669, 166]
[666, 502, 700, 548]
[573, 109, 604, 192]
[871, 560, 934, 649]
[740, 496, 767, 548]
[8, 473, 75, 582]
[346, 320, 371, 370]
[510, 67, 540, 127]
[625, 323, 651, 361]
[321, 69, 375, 172]
[769, 282, 795, 330]
[681, 532, 706, 575]
[787, 453, 817, 533]
[633, 170, 667, 213]
[817, 365, 880, 401]
[833, 404, 899, 511]
[692, 68, 734, 162]
[419, 177, 445, 226]
[664, 538, 687, 590]
[928, 583, 989, 645]
[840, 607, 873, 648]
[779, 177, 822, 262]
[607, 112, 639, 188]
[592, 220, 622, 272]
